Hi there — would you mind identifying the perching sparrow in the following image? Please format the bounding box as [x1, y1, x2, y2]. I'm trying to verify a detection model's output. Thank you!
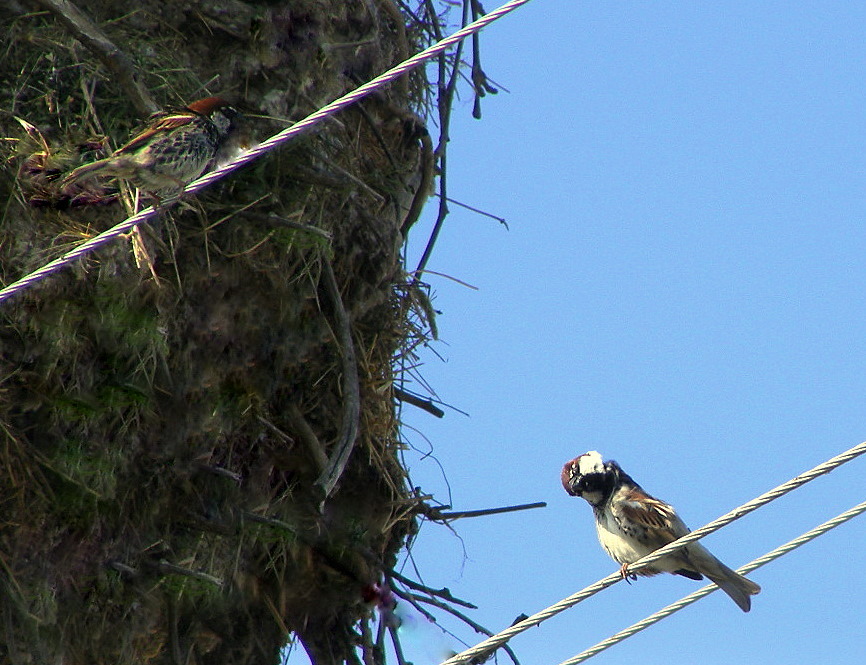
[61, 96, 240, 197]
[561, 451, 760, 612]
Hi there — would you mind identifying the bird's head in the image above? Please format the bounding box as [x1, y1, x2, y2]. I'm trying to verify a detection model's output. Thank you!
[185, 96, 242, 141]
[561, 451, 618, 507]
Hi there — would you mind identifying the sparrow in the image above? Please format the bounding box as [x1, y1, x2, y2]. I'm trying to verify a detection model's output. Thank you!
[61, 96, 240, 197]
[561, 451, 761, 612]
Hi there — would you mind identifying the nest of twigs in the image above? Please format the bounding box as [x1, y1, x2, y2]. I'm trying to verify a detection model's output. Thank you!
[0, 1, 469, 663]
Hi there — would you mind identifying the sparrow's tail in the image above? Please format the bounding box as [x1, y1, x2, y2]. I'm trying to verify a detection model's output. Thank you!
[685, 543, 760, 612]
[61, 158, 116, 188]
[704, 561, 761, 613]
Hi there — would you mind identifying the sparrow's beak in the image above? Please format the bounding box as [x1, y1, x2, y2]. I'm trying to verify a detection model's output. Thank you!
[561, 459, 580, 496]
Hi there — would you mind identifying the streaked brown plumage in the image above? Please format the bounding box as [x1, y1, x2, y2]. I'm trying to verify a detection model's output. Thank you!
[61, 96, 239, 196]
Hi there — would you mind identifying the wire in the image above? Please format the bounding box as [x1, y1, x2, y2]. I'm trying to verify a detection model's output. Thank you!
[439, 440, 866, 665]
[0, 0, 534, 306]
[558, 498, 866, 665]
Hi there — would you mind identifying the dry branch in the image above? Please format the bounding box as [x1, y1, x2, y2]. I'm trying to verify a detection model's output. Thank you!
[388, 585, 521, 665]
[155, 560, 224, 588]
[35, 0, 158, 116]
[192, 461, 242, 483]
[393, 386, 445, 418]
[389, 570, 477, 609]
[287, 407, 330, 472]
[434, 501, 547, 521]
[315, 258, 361, 498]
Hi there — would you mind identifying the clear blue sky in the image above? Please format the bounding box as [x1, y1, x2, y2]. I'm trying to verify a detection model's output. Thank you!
[396, 2, 866, 664]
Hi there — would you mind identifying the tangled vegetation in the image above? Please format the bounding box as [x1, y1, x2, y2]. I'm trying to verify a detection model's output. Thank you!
[0, 1, 521, 663]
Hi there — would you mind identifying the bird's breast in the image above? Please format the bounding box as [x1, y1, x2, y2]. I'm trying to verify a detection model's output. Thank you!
[594, 507, 654, 565]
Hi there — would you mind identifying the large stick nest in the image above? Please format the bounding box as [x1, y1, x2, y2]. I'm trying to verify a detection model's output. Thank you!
[0, 1, 448, 663]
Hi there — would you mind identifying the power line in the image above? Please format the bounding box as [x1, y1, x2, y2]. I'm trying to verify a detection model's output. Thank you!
[439, 439, 866, 665]
[0, 0, 534, 306]
[558, 497, 866, 665]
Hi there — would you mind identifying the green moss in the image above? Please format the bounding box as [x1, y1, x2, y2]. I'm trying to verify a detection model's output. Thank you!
[92, 289, 167, 358]
[39, 439, 124, 527]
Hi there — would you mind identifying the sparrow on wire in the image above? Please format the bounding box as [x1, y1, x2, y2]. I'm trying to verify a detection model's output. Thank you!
[561, 451, 761, 612]
[61, 96, 240, 198]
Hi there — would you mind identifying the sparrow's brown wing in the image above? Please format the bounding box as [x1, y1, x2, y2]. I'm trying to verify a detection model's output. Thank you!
[617, 485, 758, 609]
[616, 486, 690, 544]
[115, 113, 196, 154]
[615, 486, 706, 580]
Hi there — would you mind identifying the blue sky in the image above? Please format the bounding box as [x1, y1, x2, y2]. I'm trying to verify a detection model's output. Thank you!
[395, 2, 866, 664]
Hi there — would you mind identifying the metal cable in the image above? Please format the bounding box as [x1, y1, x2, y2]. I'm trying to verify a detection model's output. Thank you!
[0, 0, 534, 305]
[439, 440, 866, 665]
[558, 498, 866, 665]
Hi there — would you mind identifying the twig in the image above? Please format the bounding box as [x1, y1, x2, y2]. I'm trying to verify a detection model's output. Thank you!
[389, 584, 440, 623]
[390, 570, 477, 609]
[167, 594, 183, 665]
[410, 269, 478, 291]
[247, 212, 332, 241]
[348, 93, 435, 236]
[434, 501, 547, 521]
[260, 410, 328, 474]
[242, 511, 300, 538]
[407, 592, 522, 665]
[393, 386, 445, 418]
[36, 0, 158, 116]
[375, 602, 388, 665]
[156, 560, 224, 588]
[387, 585, 502, 663]
[406, 273, 440, 340]
[422, 0, 445, 41]
[352, 97, 399, 170]
[414, 0, 469, 277]
[399, 127, 434, 235]
[0, 553, 45, 625]
[435, 194, 508, 228]
[378, 0, 411, 98]
[192, 462, 242, 483]
[284, 407, 328, 473]
[245, 510, 395, 595]
[347, 644, 365, 665]
[469, 0, 499, 119]
[388, 625, 410, 665]
[315, 258, 361, 498]
[319, 154, 386, 202]
[106, 560, 139, 578]
[359, 618, 379, 665]
[185, 513, 234, 536]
